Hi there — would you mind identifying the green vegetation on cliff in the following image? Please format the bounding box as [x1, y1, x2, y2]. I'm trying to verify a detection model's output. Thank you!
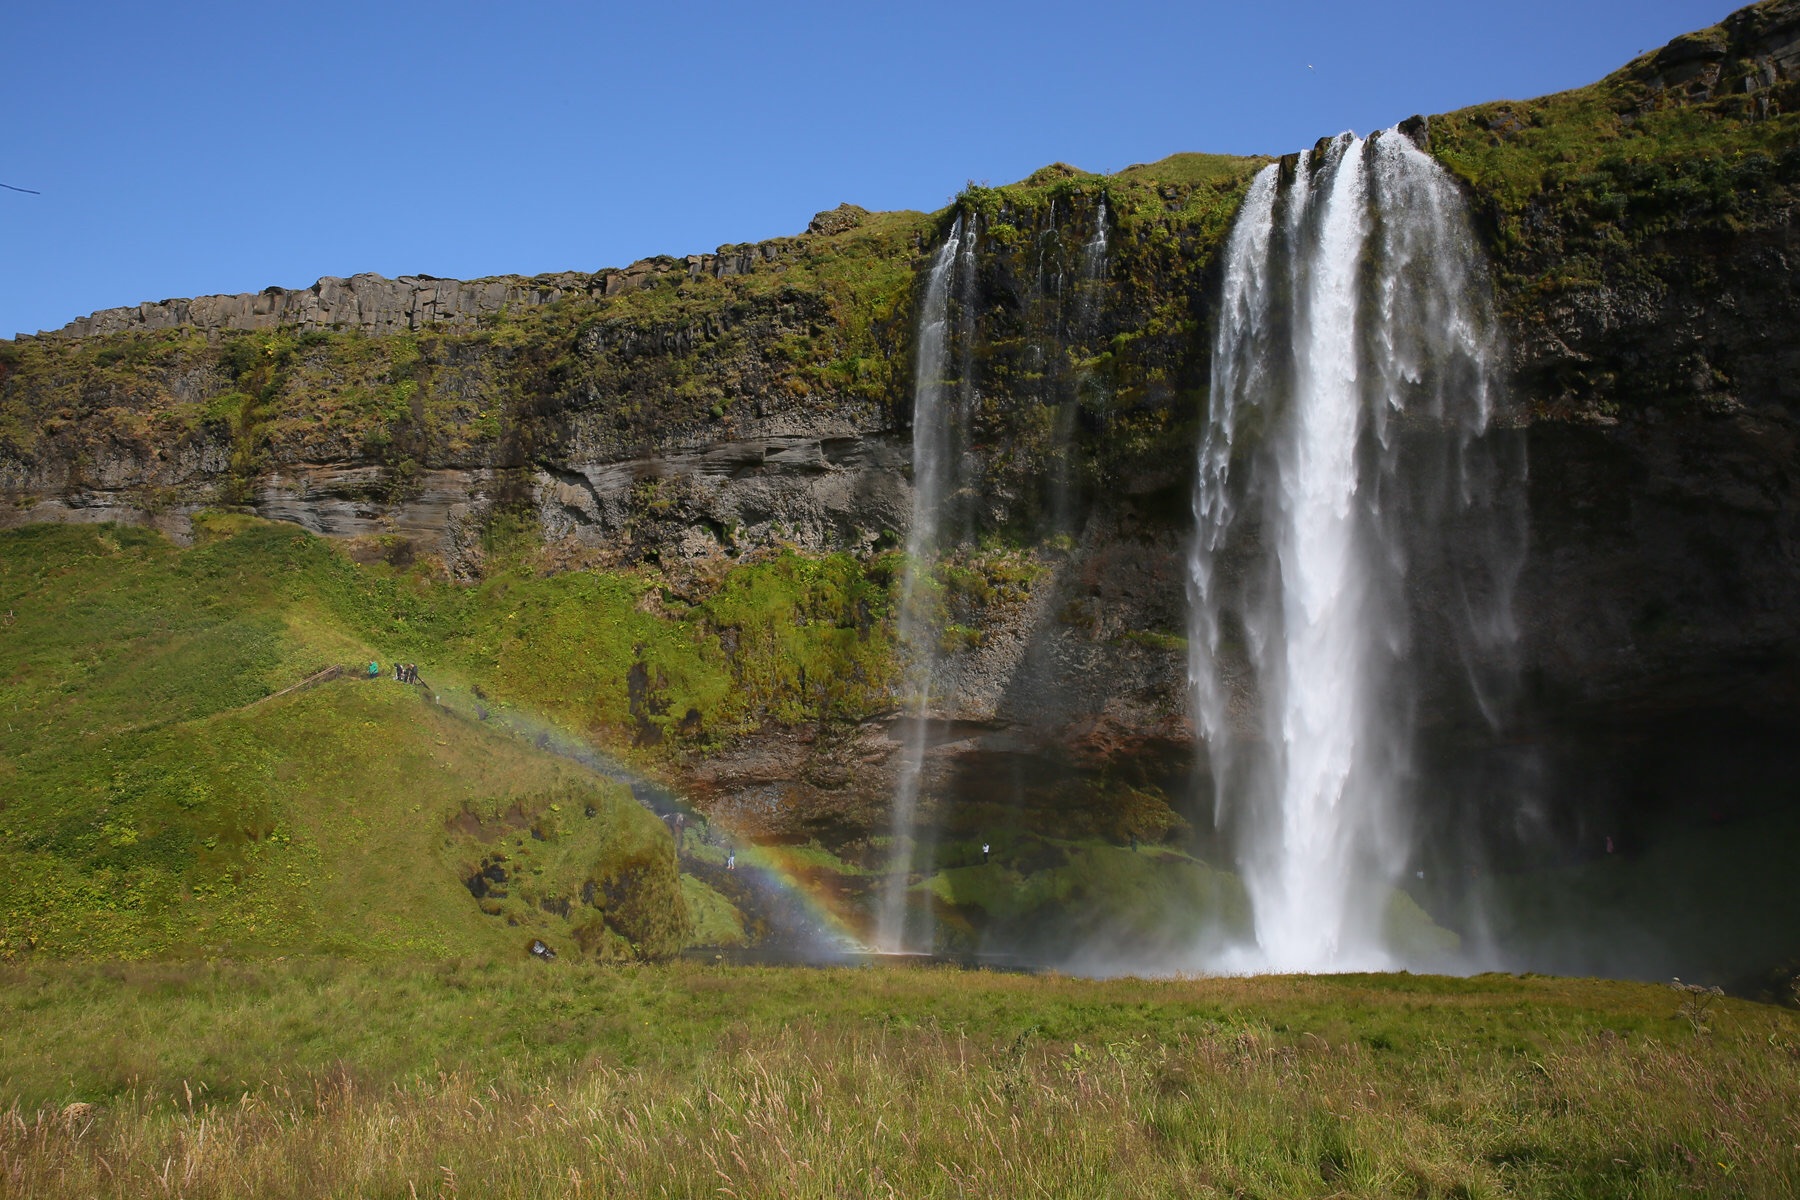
[1427, 0, 1800, 414]
[0, 150, 1266, 539]
[930, 153, 1265, 525]
[2, 5, 1793, 496]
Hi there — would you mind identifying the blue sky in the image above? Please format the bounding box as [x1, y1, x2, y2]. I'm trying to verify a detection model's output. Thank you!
[2, 0, 1735, 338]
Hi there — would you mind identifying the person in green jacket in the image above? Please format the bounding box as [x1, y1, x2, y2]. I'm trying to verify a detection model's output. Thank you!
[367, 660, 380, 679]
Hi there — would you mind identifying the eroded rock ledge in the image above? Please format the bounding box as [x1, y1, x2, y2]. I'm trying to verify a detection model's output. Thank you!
[26, 234, 832, 340]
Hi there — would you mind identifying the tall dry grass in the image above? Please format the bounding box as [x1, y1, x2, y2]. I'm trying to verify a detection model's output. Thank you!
[4, 1005, 1798, 1199]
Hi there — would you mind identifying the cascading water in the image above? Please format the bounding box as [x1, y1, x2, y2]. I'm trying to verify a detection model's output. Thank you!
[876, 214, 974, 953]
[1188, 130, 1525, 973]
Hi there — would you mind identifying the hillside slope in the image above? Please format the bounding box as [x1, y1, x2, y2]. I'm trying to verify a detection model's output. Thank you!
[0, 519, 715, 961]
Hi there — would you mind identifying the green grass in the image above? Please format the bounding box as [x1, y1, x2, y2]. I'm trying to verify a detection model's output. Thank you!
[0, 520, 708, 962]
[680, 873, 748, 947]
[1115, 151, 1271, 189]
[0, 959, 1796, 1197]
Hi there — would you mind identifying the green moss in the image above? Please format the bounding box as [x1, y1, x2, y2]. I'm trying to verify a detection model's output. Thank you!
[681, 873, 748, 947]
[1119, 628, 1188, 653]
[451, 783, 691, 961]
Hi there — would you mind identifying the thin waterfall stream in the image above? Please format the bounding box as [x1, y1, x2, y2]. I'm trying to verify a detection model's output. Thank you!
[1189, 130, 1526, 972]
[876, 214, 974, 953]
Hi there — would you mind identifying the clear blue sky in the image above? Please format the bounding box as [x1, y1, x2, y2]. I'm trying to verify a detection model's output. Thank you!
[1, 0, 1737, 338]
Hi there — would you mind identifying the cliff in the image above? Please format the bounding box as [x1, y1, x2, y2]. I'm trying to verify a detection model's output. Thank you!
[3, 1, 1799, 953]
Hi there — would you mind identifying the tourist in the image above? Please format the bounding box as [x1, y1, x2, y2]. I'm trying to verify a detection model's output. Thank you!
[367, 660, 380, 679]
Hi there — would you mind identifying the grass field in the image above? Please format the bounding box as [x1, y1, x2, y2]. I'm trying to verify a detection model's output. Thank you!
[0, 959, 1795, 1198]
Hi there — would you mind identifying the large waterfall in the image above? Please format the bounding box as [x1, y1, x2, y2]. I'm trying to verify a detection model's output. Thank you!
[1189, 130, 1525, 972]
[876, 214, 976, 953]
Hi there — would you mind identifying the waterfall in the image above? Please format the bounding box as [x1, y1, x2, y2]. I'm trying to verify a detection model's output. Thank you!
[876, 214, 974, 953]
[1188, 131, 1525, 972]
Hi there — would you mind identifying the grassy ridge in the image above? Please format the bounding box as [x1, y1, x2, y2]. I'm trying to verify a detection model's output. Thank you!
[3, 6, 1791, 492]
[0, 960, 1795, 1197]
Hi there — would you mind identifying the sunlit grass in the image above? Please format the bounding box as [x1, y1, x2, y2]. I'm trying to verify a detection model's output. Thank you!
[1, 960, 1796, 1198]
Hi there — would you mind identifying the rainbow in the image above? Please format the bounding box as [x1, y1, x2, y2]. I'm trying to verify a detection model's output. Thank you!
[421, 676, 872, 954]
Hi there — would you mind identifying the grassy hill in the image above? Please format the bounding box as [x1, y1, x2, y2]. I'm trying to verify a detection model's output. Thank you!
[0, 518, 731, 962]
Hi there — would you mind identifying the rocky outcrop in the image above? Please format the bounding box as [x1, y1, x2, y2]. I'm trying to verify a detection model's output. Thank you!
[1637, 0, 1800, 103]
[26, 238, 809, 340]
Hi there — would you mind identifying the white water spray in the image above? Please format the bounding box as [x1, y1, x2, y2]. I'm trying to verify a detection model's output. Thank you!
[1189, 131, 1523, 972]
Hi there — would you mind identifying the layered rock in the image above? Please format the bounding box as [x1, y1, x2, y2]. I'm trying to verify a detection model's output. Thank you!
[28, 236, 811, 340]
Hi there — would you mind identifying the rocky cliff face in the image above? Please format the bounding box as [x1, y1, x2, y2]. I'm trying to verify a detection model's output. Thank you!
[1429, 0, 1800, 856]
[31, 236, 815, 341]
[3, 5, 1799, 877]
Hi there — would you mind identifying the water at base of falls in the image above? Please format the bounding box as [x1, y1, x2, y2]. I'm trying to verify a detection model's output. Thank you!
[1189, 130, 1525, 973]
